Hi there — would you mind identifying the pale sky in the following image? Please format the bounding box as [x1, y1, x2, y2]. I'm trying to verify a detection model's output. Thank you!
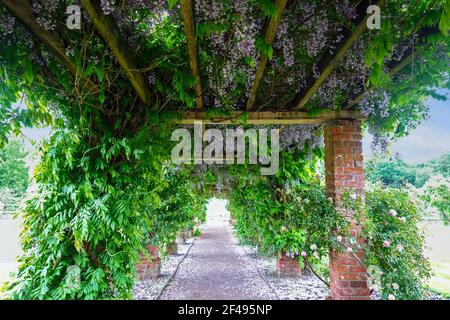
[363, 89, 450, 163]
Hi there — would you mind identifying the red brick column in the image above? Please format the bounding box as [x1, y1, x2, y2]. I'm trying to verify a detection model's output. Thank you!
[324, 119, 370, 300]
[136, 245, 160, 280]
[167, 241, 178, 255]
[276, 252, 302, 277]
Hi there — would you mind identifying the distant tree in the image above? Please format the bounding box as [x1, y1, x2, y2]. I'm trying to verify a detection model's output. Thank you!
[0, 139, 29, 195]
[365, 158, 425, 188]
[420, 175, 450, 225]
[428, 153, 450, 178]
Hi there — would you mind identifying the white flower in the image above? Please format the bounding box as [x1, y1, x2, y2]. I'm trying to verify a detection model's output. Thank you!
[313, 251, 319, 259]
[388, 294, 396, 300]
[396, 244, 404, 252]
[301, 251, 307, 257]
[399, 217, 406, 223]
[310, 244, 317, 251]
[337, 235, 343, 242]
[392, 283, 399, 290]
[280, 226, 287, 232]
[388, 209, 397, 217]
[346, 247, 353, 253]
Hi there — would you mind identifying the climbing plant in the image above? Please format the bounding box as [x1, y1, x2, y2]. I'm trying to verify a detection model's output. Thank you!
[0, 0, 448, 300]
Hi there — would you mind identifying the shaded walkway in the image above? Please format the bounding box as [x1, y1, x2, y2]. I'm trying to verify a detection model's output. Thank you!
[159, 211, 277, 300]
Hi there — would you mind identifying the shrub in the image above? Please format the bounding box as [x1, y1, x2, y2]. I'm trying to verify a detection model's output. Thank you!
[364, 185, 432, 300]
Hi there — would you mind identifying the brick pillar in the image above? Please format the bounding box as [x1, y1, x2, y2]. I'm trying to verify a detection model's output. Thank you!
[167, 241, 178, 255]
[136, 245, 160, 280]
[276, 252, 302, 277]
[324, 119, 370, 300]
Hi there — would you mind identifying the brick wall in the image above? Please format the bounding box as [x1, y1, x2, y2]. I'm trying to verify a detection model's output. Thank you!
[324, 119, 370, 300]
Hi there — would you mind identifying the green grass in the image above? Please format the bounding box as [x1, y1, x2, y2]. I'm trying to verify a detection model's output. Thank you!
[423, 221, 450, 295]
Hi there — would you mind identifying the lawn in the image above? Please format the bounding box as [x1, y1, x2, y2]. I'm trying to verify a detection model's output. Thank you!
[422, 221, 450, 295]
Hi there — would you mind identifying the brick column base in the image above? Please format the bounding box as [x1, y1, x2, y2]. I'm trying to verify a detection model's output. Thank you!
[136, 245, 160, 280]
[167, 242, 178, 255]
[276, 253, 302, 277]
[324, 119, 370, 300]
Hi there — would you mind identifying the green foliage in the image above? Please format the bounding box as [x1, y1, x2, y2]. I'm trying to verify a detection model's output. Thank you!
[365, 158, 428, 188]
[364, 185, 432, 300]
[150, 165, 207, 252]
[0, 138, 29, 195]
[439, 0, 450, 35]
[227, 149, 347, 280]
[3, 126, 168, 299]
[421, 175, 450, 224]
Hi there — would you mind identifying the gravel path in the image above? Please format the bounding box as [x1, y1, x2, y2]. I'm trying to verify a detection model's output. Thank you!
[159, 223, 278, 300]
[135, 200, 329, 300]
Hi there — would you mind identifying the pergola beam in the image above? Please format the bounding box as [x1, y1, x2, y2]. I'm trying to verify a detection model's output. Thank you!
[81, 0, 151, 106]
[176, 110, 363, 125]
[346, 27, 440, 110]
[181, 0, 203, 109]
[246, 0, 288, 111]
[345, 49, 421, 109]
[292, 0, 385, 110]
[1, 0, 99, 95]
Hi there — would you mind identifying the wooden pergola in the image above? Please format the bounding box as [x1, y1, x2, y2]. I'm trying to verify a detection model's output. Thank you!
[2, 0, 431, 126]
[1, 0, 440, 300]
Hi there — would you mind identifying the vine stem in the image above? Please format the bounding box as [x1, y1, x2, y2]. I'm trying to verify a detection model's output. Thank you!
[304, 256, 330, 288]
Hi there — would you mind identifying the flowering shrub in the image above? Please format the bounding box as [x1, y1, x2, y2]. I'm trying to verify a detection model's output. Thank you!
[229, 180, 345, 272]
[364, 185, 432, 300]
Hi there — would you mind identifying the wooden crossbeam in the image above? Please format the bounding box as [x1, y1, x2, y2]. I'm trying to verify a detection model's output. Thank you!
[246, 0, 287, 111]
[181, 0, 203, 109]
[346, 50, 421, 109]
[1, 0, 99, 95]
[81, 0, 151, 106]
[346, 27, 440, 110]
[176, 110, 363, 125]
[292, 0, 385, 110]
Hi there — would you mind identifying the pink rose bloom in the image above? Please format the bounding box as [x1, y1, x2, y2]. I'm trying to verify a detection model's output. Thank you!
[383, 240, 390, 248]
[388, 209, 397, 217]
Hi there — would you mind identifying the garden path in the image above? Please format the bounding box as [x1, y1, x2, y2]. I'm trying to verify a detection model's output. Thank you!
[159, 210, 277, 300]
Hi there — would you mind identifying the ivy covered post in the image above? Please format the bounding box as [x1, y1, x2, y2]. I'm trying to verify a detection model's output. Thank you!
[324, 119, 370, 300]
